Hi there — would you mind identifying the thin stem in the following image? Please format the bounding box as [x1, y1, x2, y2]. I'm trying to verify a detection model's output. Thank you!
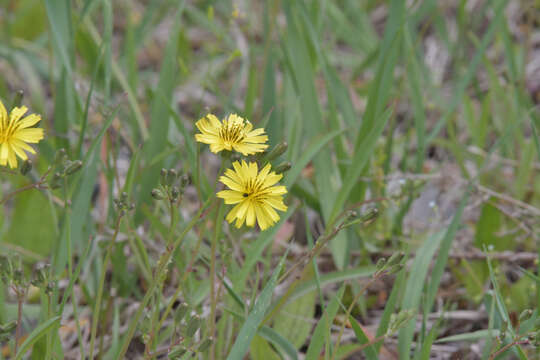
[88, 214, 124, 360]
[145, 196, 179, 358]
[0, 168, 52, 206]
[210, 159, 227, 360]
[210, 202, 224, 360]
[331, 274, 383, 360]
[489, 338, 529, 360]
[14, 289, 24, 354]
[151, 216, 208, 345]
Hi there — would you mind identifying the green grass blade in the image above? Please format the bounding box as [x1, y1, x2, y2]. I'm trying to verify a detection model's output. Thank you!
[136, 3, 185, 222]
[398, 231, 444, 359]
[226, 253, 287, 360]
[14, 316, 61, 360]
[349, 315, 380, 360]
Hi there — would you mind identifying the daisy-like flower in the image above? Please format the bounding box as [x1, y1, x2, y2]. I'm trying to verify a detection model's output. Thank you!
[217, 160, 287, 230]
[195, 113, 268, 155]
[0, 99, 44, 169]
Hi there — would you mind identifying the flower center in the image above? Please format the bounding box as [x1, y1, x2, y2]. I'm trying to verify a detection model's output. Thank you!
[219, 122, 245, 144]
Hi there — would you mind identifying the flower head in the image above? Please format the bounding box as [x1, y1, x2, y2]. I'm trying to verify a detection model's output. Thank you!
[0, 100, 44, 169]
[195, 113, 268, 155]
[217, 161, 287, 230]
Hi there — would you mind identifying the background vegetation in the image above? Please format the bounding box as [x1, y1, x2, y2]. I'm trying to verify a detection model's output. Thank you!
[0, 0, 539, 359]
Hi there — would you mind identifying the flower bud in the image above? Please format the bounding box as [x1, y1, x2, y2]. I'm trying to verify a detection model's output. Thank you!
[168, 346, 187, 358]
[0, 255, 13, 280]
[0, 320, 16, 333]
[174, 302, 189, 323]
[166, 169, 178, 186]
[387, 252, 404, 266]
[160, 168, 168, 186]
[198, 337, 213, 352]
[180, 174, 190, 188]
[54, 148, 67, 166]
[185, 315, 201, 338]
[171, 186, 180, 201]
[20, 159, 32, 175]
[375, 258, 386, 271]
[519, 309, 533, 323]
[274, 161, 291, 174]
[151, 188, 166, 200]
[49, 172, 63, 189]
[361, 208, 379, 224]
[266, 141, 288, 161]
[65, 160, 83, 175]
[11, 90, 24, 108]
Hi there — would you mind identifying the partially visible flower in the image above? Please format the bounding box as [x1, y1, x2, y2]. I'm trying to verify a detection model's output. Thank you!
[0, 100, 44, 169]
[217, 161, 287, 230]
[195, 113, 268, 155]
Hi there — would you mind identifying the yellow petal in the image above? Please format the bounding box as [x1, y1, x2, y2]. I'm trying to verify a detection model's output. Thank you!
[9, 106, 28, 124]
[245, 202, 256, 227]
[16, 114, 41, 129]
[14, 128, 44, 143]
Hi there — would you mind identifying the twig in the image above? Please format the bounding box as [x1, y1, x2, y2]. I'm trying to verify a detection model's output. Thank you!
[488, 338, 530, 360]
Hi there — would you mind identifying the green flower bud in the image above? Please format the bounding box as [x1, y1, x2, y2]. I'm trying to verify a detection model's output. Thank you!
[49, 172, 63, 189]
[0, 255, 13, 279]
[171, 186, 180, 201]
[174, 302, 189, 323]
[519, 309, 533, 323]
[166, 169, 178, 186]
[65, 160, 83, 175]
[160, 168, 168, 186]
[20, 159, 32, 175]
[197, 337, 213, 352]
[266, 141, 288, 161]
[11, 90, 24, 108]
[0, 320, 17, 334]
[168, 346, 187, 358]
[375, 258, 386, 271]
[387, 252, 404, 266]
[274, 161, 291, 174]
[54, 148, 67, 166]
[151, 188, 166, 200]
[361, 208, 379, 224]
[185, 315, 201, 338]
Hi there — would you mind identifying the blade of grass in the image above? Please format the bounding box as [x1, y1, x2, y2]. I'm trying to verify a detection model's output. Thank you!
[14, 316, 61, 360]
[226, 253, 287, 360]
[136, 2, 185, 222]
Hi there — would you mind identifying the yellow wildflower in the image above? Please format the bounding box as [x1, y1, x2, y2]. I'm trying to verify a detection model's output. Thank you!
[195, 113, 268, 155]
[0, 99, 44, 169]
[217, 161, 287, 230]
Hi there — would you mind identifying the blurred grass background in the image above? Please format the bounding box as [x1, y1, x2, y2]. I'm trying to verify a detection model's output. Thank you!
[0, 0, 540, 358]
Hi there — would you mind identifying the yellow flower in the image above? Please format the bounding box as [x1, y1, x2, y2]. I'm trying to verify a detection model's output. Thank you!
[0, 100, 44, 169]
[195, 113, 268, 155]
[217, 161, 287, 230]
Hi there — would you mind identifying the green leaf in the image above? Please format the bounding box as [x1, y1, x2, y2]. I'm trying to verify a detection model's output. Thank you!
[136, 2, 186, 222]
[6, 189, 56, 256]
[273, 287, 315, 349]
[305, 286, 345, 360]
[15, 316, 61, 360]
[398, 231, 444, 359]
[250, 335, 281, 360]
[349, 315, 380, 360]
[226, 254, 287, 360]
[436, 329, 499, 343]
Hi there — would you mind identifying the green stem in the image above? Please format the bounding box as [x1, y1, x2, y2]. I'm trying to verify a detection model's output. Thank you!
[209, 158, 227, 360]
[210, 201, 224, 360]
[88, 214, 124, 360]
[116, 197, 213, 359]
